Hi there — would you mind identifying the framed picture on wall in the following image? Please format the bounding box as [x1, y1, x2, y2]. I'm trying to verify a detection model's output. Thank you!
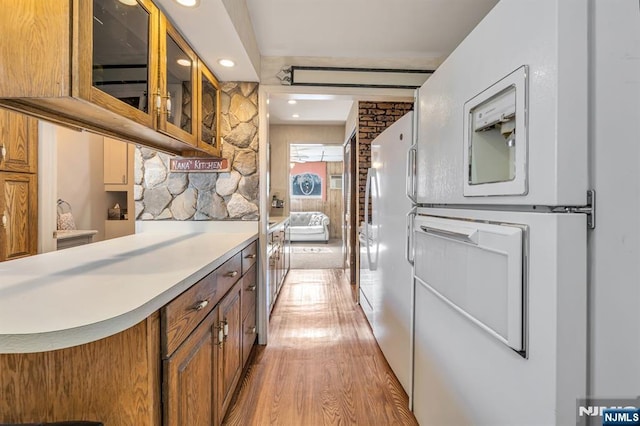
[290, 162, 326, 200]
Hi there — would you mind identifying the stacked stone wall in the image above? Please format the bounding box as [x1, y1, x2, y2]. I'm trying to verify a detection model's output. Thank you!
[135, 82, 259, 220]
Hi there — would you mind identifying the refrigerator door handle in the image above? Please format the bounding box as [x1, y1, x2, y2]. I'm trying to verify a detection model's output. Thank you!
[406, 144, 417, 203]
[406, 207, 417, 265]
[364, 168, 379, 270]
[364, 168, 372, 267]
[419, 225, 479, 245]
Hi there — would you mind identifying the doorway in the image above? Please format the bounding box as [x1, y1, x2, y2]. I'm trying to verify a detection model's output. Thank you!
[288, 143, 344, 270]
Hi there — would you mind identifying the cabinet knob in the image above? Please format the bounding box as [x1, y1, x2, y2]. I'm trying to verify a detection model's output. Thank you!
[0, 144, 5, 160]
[166, 92, 172, 118]
[155, 90, 162, 116]
[1, 213, 6, 227]
[245, 253, 256, 259]
[217, 328, 224, 348]
[193, 300, 208, 311]
[247, 326, 256, 334]
[246, 285, 256, 292]
[226, 270, 239, 278]
[218, 320, 229, 340]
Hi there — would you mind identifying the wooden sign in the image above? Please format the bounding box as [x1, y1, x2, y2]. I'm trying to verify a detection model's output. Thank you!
[169, 158, 230, 173]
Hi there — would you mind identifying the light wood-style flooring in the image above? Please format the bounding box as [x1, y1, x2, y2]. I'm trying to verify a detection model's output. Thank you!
[224, 269, 418, 425]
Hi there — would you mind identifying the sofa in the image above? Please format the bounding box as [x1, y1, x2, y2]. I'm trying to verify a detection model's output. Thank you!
[289, 211, 330, 243]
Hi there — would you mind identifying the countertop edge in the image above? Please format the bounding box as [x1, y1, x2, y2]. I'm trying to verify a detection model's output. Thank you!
[0, 233, 258, 354]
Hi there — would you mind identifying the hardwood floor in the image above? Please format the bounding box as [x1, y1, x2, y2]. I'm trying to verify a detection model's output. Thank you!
[224, 269, 418, 426]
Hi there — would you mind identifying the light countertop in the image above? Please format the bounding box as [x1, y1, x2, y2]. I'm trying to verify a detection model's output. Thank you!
[268, 216, 289, 231]
[54, 229, 98, 240]
[0, 230, 257, 354]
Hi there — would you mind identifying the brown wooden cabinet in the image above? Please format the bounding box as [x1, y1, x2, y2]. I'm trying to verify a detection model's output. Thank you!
[196, 62, 222, 156]
[164, 304, 220, 426]
[218, 282, 242, 418]
[0, 172, 37, 261]
[0, 0, 222, 157]
[0, 238, 258, 425]
[158, 15, 198, 147]
[161, 241, 257, 425]
[0, 109, 38, 174]
[268, 224, 289, 313]
[0, 108, 38, 262]
[241, 265, 258, 366]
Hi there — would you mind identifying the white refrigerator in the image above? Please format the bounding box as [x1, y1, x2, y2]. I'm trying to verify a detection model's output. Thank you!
[408, 1, 595, 424]
[359, 111, 414, 396]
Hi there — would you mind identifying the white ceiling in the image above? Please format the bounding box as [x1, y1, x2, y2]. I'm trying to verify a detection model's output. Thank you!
[269, 96, 354, 125]
[153, 0, 500, 124]
[247, 0, 499, 59]
[153, 0, 260, 81]
[291, 144, 344, 163]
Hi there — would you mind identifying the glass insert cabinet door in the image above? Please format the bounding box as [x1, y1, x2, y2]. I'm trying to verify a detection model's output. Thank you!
[198, 62, 221, 156]
[158, 15, 198, 146]
[91, 0, 159, 128]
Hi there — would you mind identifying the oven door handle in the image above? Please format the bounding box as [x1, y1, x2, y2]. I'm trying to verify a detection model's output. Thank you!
[419, 225, 479, 245]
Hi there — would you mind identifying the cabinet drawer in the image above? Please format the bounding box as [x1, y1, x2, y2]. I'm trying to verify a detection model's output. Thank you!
[241, 265, 257, 320]
[241, 241, 257, 274]
[162, 270, 218, 358]
[217, 252, 242, 298]
[242, 306, 257, 367]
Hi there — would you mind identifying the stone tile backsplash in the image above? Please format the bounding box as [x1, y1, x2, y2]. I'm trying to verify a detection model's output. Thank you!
[134, 82, 259, 221]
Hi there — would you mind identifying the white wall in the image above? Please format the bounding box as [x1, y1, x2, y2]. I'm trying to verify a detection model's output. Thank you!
[56, 127, 108, 242]
[345, 101, 358, 142]
[269, 124, 345, 216]
[589, 0, 640, 397]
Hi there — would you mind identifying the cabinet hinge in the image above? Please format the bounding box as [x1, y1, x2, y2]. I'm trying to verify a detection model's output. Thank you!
[551, 190, 596, 229]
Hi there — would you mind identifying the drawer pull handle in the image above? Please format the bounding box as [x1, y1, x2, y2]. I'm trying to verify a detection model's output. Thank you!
[223, 320, 229, 337]
[193, 300, 208, 311]
[245, 253, 257, 259]
[226, 270, 239, 278]
[0, 144, 5, 160]
[246, 285, 256, 292]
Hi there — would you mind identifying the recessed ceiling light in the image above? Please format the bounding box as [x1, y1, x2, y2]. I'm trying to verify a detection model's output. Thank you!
[288, 100, 297, 105]
[292, 114, 300, 118]
[175, 0, 199, 6]
[118, 0, 138, 5]
[218, 59, 235, 68]
[176, 58, 190, 67]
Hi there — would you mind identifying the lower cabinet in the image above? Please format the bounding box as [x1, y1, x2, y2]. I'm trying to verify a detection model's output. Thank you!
[0, 172, 37, 261]
[267, 222, 290, 314]
[164, 305, 219, 426]
[0, 239, 258, 426]
[241, 265, 258, 366]
[163, 240, 258, 426]
[218, 281, 242, 419]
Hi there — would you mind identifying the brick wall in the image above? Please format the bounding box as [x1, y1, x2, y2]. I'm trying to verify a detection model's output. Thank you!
[358, 101, 413, 225]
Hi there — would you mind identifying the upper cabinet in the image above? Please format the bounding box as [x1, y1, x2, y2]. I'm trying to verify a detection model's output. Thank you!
[91, 0, 159, 130]
[0, 0, 222, 157]
[103, 137, 129, 185]
[197, 62, 222, 157]
[0, 109, 38, 174]
[158, 15, 198, 146]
